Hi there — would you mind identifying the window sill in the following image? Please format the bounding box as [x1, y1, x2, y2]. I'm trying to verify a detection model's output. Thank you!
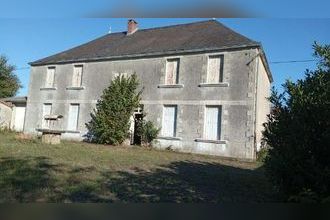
[36, 128, 65, 134]
[40, 87, 57, 90]
[194, 138, 227, 144]
[66, 86, 85, 90]
[157, 84, 184, 88]
[65, 130, 81, 134]
[198, 82, 229, 87]
[157, 136, 182, 141]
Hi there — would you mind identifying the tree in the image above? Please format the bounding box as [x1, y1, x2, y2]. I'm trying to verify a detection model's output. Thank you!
[263, 43, 330, 202]
[0, 55, 21, 98]
[86, 74, 142, 145]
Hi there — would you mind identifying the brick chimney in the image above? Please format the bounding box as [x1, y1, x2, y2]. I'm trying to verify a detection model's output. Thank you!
[127, 19, 138, 35]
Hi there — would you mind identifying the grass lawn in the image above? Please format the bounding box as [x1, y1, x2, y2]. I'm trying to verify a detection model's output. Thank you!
[0, 131, 279, 202]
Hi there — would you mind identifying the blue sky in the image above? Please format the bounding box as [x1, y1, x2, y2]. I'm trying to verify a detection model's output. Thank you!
[0, 18, 329, 96]
[1, 1, 330, 18]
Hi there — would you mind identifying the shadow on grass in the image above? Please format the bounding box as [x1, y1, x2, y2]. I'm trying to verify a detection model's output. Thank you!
[0, 156, 59, 202]
[0, 157, 279, 202]
[100, 161, 278, 202]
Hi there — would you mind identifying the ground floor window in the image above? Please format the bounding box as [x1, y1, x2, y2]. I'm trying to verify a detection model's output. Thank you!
[42, 103, 52, 128]
[67, 104, 80, 131]
[162, 105, 177, 137]
[204, 106, 222, 140]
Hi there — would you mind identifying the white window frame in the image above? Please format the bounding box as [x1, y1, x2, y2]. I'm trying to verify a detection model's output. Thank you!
[42, 103, 52, 129]
[161, 105, 177, 137]
[165, 58, 180, 85]
[113, 72, 129, 80]
[72, 65, 83, 87]
[206, 55, 224, 83]
[67, 104, 80, 131]
[45, 66, 55, 88]
[203, 106, 222, 141]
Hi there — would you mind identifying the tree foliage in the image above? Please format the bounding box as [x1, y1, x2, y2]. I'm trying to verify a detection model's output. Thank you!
[135, 115, 160, 146]
[140, 120, 160, 145]
[0, 55, 21, 98]
[263, 42, 330, 202]
[86, 74, 142, 145]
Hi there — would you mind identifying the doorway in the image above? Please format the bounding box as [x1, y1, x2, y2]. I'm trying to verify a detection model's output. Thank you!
[13, 105, 26, 132]
[133, 113, 143, 145]
[130, 105, 144, 145]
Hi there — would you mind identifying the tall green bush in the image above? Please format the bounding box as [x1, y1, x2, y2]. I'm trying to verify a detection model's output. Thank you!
[86, 74, 142, 145]
[263, 43, 330, 202]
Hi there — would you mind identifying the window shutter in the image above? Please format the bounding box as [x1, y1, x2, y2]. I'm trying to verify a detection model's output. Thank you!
[72, 66, 83, 87]
[166, 59, 179, 84]
[162, 106, 177, 137]
[67, 104, 79, 131]
[204, 106, 221, 140]
[46, 68, 55, 87]
[207, 56, 223, 83]
[42, 104, 52, 128]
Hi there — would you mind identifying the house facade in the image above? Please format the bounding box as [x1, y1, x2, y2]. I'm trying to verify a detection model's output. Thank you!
[24, 20, 272, 160]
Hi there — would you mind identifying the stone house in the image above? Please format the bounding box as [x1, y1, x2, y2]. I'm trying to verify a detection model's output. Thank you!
[24, 19, 272, 160]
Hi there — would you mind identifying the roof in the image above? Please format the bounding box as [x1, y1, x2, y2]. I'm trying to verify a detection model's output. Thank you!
[0, 100, 13, 108]
[30, 20, 260, 66]
[1, 96, 27, 104]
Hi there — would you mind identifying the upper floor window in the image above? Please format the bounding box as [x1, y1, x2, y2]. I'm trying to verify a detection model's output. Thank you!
[72, 65, 83, 87]
[207, 55, 224, 83]
[45, 67, 55, 88]
[165, 58, 180, 85]
[113, 72, 129, 80]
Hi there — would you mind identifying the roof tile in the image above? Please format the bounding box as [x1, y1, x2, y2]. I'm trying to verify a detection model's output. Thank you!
[30, 20, 259, 66]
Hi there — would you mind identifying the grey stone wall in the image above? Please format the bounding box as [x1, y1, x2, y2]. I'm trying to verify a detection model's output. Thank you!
[25, 47, 268, 160]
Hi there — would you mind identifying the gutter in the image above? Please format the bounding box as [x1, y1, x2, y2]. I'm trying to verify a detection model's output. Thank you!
[246, 47, 273, 83]
[29, 44, 260, 66]
[257, 46, 273, 83]
[254, 51, 260, 159]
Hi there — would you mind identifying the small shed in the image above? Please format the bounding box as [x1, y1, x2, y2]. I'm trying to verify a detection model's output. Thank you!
[1, 96, 27, 132]
[0, 100, 13, 129]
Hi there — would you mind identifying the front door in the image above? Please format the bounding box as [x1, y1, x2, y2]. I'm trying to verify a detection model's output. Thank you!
[14, 106, 26, 132]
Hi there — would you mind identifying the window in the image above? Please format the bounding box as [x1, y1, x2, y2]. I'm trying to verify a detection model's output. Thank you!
[67, 104, 80, 131]
[204, 106, 221, 140]
[165, 59, 179, 85]
[45, 67, 55, 88]
[42, 103, 52, 128]
[113, 72, 128, 80]
[162, 105, 177, 137]
[207, 55, 224, 83]
[72, 65, 83, 87]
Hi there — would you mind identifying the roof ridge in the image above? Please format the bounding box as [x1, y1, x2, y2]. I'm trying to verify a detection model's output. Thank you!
[133, 19, 216, 33]
[95, 20, 216, 38]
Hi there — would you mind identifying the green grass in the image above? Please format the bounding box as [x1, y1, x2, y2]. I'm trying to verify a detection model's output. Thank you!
[0, 131, 279, 202]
